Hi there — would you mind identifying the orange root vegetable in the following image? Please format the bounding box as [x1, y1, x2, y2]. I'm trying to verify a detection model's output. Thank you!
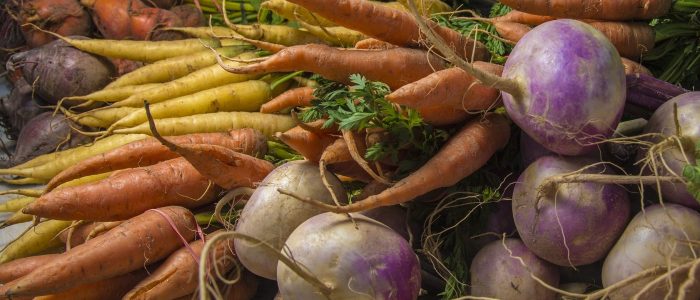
[498, 0, 672, 21]
[319, 138, 352, 166]
[491, 10, 555, 26]
[220, 44, 449, 90]
[356, 179, 391, 200]
[587, 21, 655, 59]
[297, 21, 367, 47]
[45, 129, 268, 192]
[260, 87, 315, 113]
[327, 160, 374, 183]
[145, 107, 275, 190]
[276, 126, 337, 162]
[387, 63, 503, 125]
[58, 221, 121, 247]
[17, 0, 92, 48]
[621, 57, 652, 75]
[354, 38, 398, 50]
[493, 21, 531, 43]
[86, 0, 183, 40]
[123, 231, 236, 300]
[4, 206, 197, 297]
[0, 254, 60, 284]
[32, 269, 148, 300]
[280, 113, 511, 212]
[23, 158, 219, 221]
[222, 269, 260, 300]
[286, 0, 489, 61]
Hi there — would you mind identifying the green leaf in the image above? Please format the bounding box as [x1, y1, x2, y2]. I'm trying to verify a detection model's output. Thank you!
[684, 165, 700, 202]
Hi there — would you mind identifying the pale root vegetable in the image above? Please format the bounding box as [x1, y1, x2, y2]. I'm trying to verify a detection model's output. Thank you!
[227, 24, 326, 46]
[260, 0, 335, 26]
[46, 129, 267, 192]
[123, 231, 236, 300]
[297, 21, 367, 47]
[47, 34, 222, 63]
[23, 158, 219, 221]
[32, 269, 148, 300]
[354, 38, 397, 50]
[513, 155, 630, 266]
[1, 210, 34, 227]
[0, 220, 72, 264]
[636, 92, 700, 209]
[0, 254, 59, 284]
[286, 0, 489, 61]
[470, 238, 560, 299]
[235, 161, 347, 279]
[164, 26, 245, 39]
[110, 112, 295, 137]
[105, 46, 250, 89]
[62, 83, 161, 104]
[601, 204, 700, 299]
[106, 80, 272, 131]
[0, 197, 34, 212]
[71, 107, 138, 128]
[277, 212, 421, 299]
[112, 52, 260, 108]
[4, 206, 197, 297]
[498, 0, 672, 21]
[220, 44, 449, 90]
[0, 134, 149, 181]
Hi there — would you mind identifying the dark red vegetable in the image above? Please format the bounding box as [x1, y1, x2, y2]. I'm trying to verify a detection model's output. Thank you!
[14, 0, 92, 48]
[0, 78, 47, 139]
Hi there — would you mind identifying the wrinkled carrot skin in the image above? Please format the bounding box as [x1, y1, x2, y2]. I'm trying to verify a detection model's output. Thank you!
[309, 113, 511, 212]
[286, 0, 490, 61]
[276, 126, 337, 162]
[493, 21, 531, 43]
[0, 254, 60, 284]
[498, 0, 672, 21]
[327, 161, 374, 183]
[164, 143, 275, 190]
[587, 21, 655, 59]
[260, 87, 315, 113]
[320, 138, 352, 165]
[45, 129, 268, 192]
[5, 206, 197, 297]
[356, 179, 391, 200]
[492, 10, 555, 26]
[124, 231, 235, 300]
[354, 38, 398, 50]
[621, 57, 652, 76]
[58, 222, 99, 246]
[32, 269, 148, 300]
[24, 158, 219, 221]
[224, 44, 449, 90]
[387, 62, 503, 126]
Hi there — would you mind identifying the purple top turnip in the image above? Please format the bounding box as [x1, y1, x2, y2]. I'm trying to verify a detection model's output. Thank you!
[512, 155, 630, 266]
[470, 238, 559, 299]
[637, 92, 700, 209]
[277, 212, 421, 300]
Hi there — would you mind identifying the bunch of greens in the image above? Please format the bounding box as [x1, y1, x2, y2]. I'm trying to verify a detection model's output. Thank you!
[644, 0, 700, 89]
[299, 74, 449, 178]
[433, 3, 513, 64]
[185, 0, 259, 24]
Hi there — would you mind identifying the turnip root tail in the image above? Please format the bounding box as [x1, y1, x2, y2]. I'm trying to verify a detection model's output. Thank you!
[198, 231, 333, 299]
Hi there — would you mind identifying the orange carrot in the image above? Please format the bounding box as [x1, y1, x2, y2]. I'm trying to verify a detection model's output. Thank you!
[354, 38, 398, 50]
[144, 108, 275, 190]
[279, 113, 511, 212]
[0, 254, 60, 284]
[123, 230, 236, 300]
[219, 44, 449, 90]
[32, 269, 148, 300]
[286, 0, 490, 61]
[58, 221, 122, 247]
[260, 86, 315, 113]
[319, 138, 352, 166]
[621, 57, 652, 76]
[45, 129, 268, 192]
[4, 206, 197, 297]
[356, 179, 391, 200]
[498, 0, 672, 21]
[276, 126, 337, 162]
[493, 21, 531, 43]
[587, 21, 655, 59]
[387, 63, 503, 126]
[23, 158, 219, 221]
[491, 9, 555, 26]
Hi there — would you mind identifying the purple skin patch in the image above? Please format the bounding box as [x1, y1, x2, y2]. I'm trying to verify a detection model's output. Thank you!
[512, 155, 630, 267]
[638, 92, 700, 209]
[502, 19, 626, 156]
